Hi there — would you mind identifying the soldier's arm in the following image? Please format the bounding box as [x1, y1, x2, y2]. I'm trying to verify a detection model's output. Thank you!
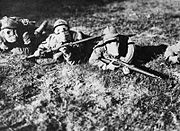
[0, 43, 8, 52]
[120, 43, 135, 63]
[35, 33, 64, 54]
[89, 46, 108, 68]
[31, 36, 51, 57]
[38, 34, 55, 50]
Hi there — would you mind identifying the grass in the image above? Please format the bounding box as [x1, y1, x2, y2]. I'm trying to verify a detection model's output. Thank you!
[1, 0, 180, 130]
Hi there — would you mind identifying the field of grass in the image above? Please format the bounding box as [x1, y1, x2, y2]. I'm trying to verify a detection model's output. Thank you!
[1, 0, 180, 130]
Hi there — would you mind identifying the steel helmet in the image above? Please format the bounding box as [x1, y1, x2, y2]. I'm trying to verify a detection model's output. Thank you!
[0, 16, 18, 30]
[103, 25, 119, 43]
[53, 19, 69, 30]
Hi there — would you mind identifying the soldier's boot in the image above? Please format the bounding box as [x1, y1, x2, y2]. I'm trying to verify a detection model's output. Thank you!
[34, 20, 48, 37]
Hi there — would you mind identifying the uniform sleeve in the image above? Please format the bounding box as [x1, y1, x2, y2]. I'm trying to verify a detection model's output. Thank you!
[89, 46, 107, 68]
[164, 42, 180, 60]
[38, 34, 54, 50]
[32, 38, 50, 57]
[38, 41, 49, 50]
[120, 44, 135, 63]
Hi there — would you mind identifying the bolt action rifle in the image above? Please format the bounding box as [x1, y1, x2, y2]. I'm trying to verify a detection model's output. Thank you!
[25, 34, 104, 61]
[101, 58, 168, 79]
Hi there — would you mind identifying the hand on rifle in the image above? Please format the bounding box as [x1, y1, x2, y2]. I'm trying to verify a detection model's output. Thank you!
[168, 56, 180, 64]
[33, 49, 41, 57]
[103, 60, 120, 70]
[59, 47, 67, 54]
[122, 66, 130, 75]
[25, 49, 41, 60]
[103, 59, 130, 74]
[23, 32, 32, 45]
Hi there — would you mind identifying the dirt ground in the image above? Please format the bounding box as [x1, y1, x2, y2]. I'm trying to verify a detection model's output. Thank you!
[1, 0, 180, 130]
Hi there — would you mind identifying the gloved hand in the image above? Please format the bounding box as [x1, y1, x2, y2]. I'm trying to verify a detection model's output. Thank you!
[59, 47, 67, 54]
[59, 47, 71, 59]
[33, 49, 41, 57]
[120, 56, 125, 62]
[122, 66, 130, 75]
[23, 32, 32, 45]
[168, 56, 179, 64]
[105, 61, 120, 70]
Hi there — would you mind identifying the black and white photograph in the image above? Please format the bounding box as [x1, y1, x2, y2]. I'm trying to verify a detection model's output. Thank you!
[0, 0, 180, 130]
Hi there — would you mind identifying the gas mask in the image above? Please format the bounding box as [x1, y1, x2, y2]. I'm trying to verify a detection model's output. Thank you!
[54, 25, 71, 42]
[2, 28, 18, 43]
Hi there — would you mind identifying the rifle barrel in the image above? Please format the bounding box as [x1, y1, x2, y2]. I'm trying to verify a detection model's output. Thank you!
[116, 60, 161, 79]
[61, 35, 103, 47]
[109, 59, 161, 79]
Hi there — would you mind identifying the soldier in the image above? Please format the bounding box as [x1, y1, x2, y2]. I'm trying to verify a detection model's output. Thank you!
[0, 16, 48, 55]
[89, 25, 167, 74]
[164, 42, 180, 64]
[32, 18, 88, 65]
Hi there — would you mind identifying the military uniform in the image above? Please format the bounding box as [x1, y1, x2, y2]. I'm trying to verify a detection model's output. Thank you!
[89, 26, 136, 72]
[0, 33, 32, 54]
[89, 25, 167, 72]
[0, 16, 47, 55]
[33, 19, 88, 65]
[89, 35, 135, 69]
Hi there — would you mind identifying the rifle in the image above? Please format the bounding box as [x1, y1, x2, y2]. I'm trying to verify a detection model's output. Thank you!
[56, 34, 104, 48]
[26, 34, 104, 61]
[101, 58, 162, 79]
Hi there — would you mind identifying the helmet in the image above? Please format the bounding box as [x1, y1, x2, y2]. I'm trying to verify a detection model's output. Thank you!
[53, 19, 69, 30]
[0, 16, 18, 30]
[103, 25, 119, 43]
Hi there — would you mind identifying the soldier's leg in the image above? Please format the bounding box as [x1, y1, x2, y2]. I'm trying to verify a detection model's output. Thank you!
[132, 44, 168, 65]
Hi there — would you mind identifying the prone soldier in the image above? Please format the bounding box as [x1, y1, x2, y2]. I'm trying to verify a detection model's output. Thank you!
[89, 25, 167, 74]
[0, 16, 48, 55]
[31, 18, 89, 65]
